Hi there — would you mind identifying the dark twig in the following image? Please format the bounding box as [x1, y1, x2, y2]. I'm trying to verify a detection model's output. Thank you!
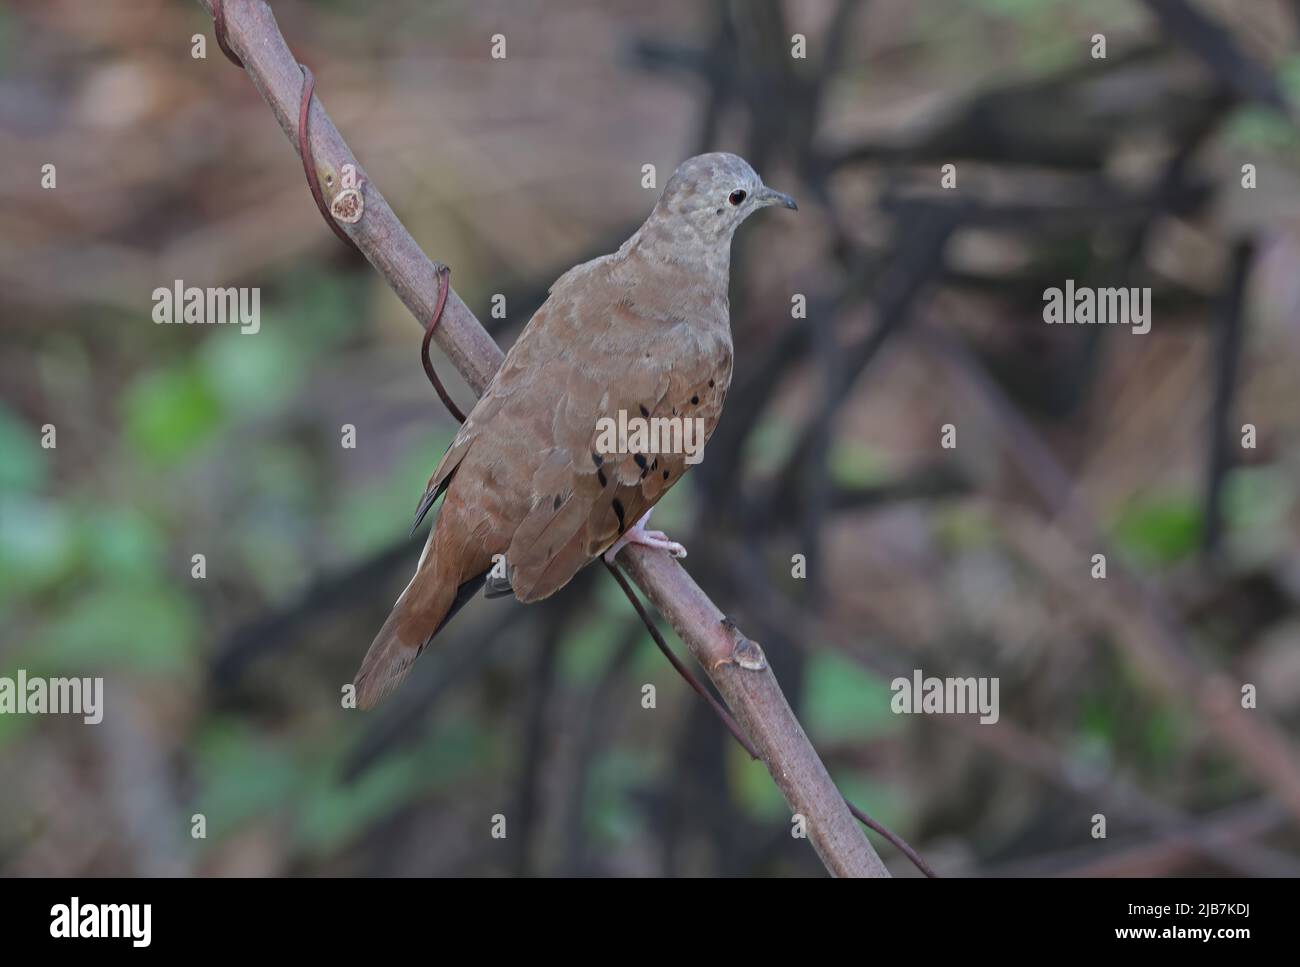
[604, 559, 936, 877]
[1141, 0, 1295, 117]
[210, 535, 417, 685]
[341, 603, 525, 782]
[756, 206, 959, 524]
[558, 627, 641, 875]
[988, 799, 1293, 878]
[510, 611, 564, 875]
[922, 322, 1300, 825]
[603, 560, 760, 759]
[1203, 240, 1255, 555]
[727, 546, 1293, 878]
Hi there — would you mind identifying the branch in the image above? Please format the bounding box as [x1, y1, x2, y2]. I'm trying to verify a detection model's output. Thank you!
[617, 551, 890, 876]
[1140, 0, 1296, 118]
[197, 0, 889, 877]
[1202, 239, 1254, 555]
[923, 323, 1300, 826]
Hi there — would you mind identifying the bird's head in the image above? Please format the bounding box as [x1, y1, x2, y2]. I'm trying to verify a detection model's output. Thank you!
[648, 152, 797, 245]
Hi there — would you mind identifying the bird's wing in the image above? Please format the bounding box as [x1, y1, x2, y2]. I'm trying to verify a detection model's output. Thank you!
[410, 365, 514, 531]
[416, 254, 732, 605]
[498, 299, 733, 602]
[408, 255, 626, 530]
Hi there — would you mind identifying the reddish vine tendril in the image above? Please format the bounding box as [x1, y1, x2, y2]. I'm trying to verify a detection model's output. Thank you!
[297, 64, 359, 252]
[211, 0, 243, 68]
[212, 1, 467, 417]
[211, 0, 358, 252]
[421, 265, 467, 424]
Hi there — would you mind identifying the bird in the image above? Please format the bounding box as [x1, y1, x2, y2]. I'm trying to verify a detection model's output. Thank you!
[354, 152, 797, 708]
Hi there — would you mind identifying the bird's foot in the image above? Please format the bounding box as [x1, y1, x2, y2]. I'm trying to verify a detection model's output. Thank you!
[603, 509, 687, 563]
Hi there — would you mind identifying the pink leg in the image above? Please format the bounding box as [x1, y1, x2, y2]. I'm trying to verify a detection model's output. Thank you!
[603, 508, 687, 563]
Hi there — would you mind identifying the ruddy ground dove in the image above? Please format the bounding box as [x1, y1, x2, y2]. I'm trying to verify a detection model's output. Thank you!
[355, 152, 796, 708]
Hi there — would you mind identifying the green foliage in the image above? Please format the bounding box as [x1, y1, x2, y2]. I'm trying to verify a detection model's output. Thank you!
[80, 506, 167, 583]
[730, 743, 789, 820]
[1110, 472, 1292, 569]
[199, 327, 304, 416]
[1227, 106, 1300, 153]
[1226, 56, 1300, 152]
[122, 362, 224, 465]
[1223, 466, 1294, 562]
[0, 4, 16, 73]
[741, 415, 797, 476]
[24, 585, 199, 675]
[644, 476, 688, 530]
[195, 715, 491, 858]
[559, 610, 625, 685]
[296, 721, 489, 853]
[0, 403, 46, 493]
[838, 775, 906, 840]
[970, 0, 1074, 26]
[588, 749, 650, 844]
[0, 496, 76, 602]
[935, 503, 998, 549]
[1110, 493, 1202, 567]
[330, 427, 456, 557]
[278, 267, 365, 348]
[1076, 669, 1188, 776]
[828, 441, 888, 489]
[0, 704, 32, 743]
[803, 650, 899, 743]
[194, 723, 304, 842]
[630, 630, 676, 678]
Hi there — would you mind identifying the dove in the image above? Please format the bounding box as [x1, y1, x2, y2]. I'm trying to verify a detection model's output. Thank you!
[354, 152, 797, 708]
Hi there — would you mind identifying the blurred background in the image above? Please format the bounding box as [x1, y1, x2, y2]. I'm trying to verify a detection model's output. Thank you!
[3, 0, 1300, 877]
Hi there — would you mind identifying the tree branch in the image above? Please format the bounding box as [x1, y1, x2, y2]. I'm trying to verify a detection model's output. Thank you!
[196, 0, 889, 877]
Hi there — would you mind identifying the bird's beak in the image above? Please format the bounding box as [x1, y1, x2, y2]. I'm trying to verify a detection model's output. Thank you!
[757, 186, 798, 211]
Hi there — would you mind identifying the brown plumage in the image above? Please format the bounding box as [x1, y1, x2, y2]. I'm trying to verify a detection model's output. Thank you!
[354, 153, 797, 708]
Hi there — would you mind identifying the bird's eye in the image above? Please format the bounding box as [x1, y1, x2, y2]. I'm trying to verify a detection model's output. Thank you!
[728, 189, 747, 206]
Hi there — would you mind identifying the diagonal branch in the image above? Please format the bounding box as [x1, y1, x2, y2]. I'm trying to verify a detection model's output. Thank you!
[922, 322, 1300, 827]
[196, 0, 890, 877]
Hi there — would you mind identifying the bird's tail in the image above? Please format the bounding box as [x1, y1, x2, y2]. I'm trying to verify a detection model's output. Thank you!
[353, 538, 461, 709]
